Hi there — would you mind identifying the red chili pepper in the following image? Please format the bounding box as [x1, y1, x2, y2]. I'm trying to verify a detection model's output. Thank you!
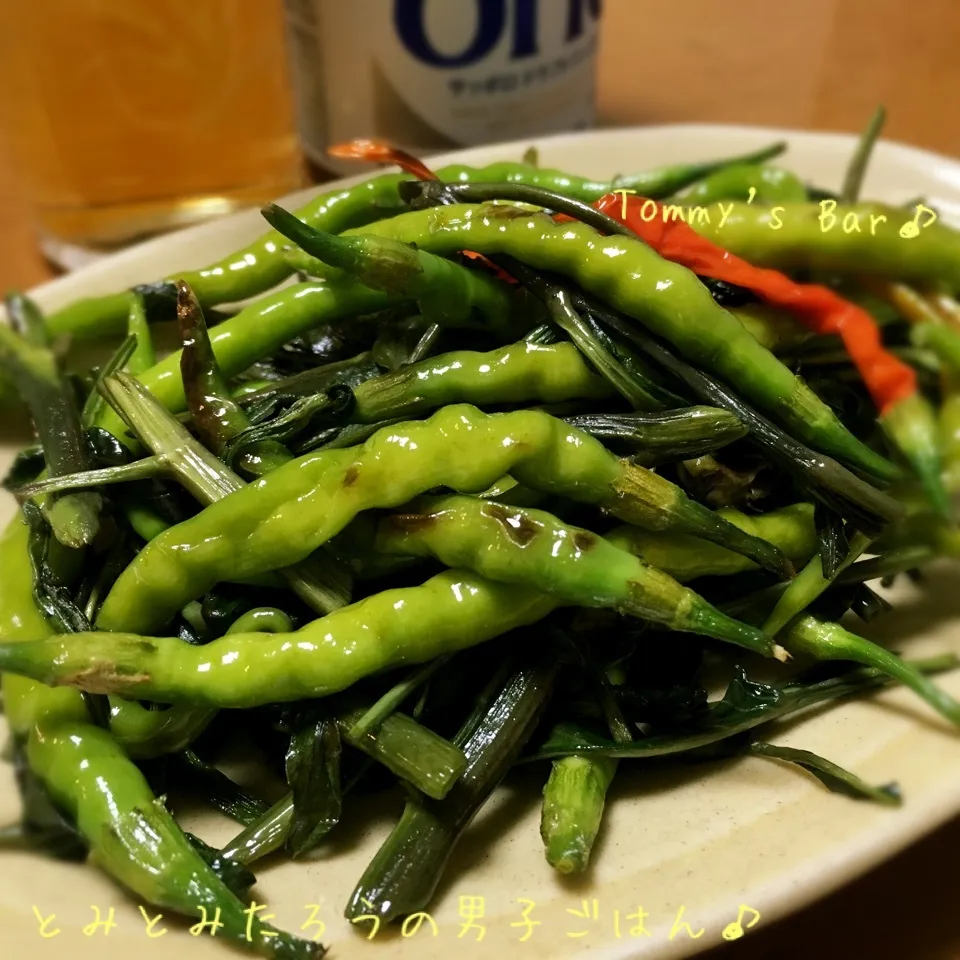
[581, 193, 916, 414]
[329, 138, 519, 285]
[327, 142, 912, 410]
[328, 138, 439, 183]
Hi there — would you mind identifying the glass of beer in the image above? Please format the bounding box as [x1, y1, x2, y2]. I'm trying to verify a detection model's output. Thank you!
[0, 0, 305, 259]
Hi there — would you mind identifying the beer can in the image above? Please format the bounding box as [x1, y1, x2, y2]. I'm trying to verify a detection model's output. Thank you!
[283, 0, 602, 175]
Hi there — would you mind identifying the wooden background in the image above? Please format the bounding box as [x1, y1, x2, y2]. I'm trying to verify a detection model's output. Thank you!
[0, 0, 958, 956]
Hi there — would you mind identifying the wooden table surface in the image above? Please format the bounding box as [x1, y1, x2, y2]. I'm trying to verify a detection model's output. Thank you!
[1, 0, 959, 955]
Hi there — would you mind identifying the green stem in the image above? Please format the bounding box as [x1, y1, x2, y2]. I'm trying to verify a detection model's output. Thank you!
[840, 105, 886, 203]
[541, 675, 630, 874]
[517, 264, 681, 411]
[100, 373, 240, 502]
[219, 793, 293, 867]
[838, 545, 934, 583]
[0, 321, 101, 548]
[221, 707, 465, 865]
[541, 752, 618, 873]
[762, 530, 873, 637]
[339, 707, 466, 800]
[79, 336, 138, 428]
[348, 657, 451, 741]
[783, 615, 960, 726]
[345, 649, 557, 923]
[15, 457, 164, 499]
[125, 294, 156, 375]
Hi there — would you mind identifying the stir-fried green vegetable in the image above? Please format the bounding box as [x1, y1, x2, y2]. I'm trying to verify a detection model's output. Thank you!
[3, 121, 960, 953]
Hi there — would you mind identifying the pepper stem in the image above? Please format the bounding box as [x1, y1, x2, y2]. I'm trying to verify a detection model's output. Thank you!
[609, 461, 795, 580]
[762, 531, 873, 637]
[783, 615, 960, 726]
[263, 202, 423, 293]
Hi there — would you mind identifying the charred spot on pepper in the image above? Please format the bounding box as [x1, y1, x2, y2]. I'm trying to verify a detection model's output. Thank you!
[478, 202, 537, 222]
[573, 531, 597, 552]
[701, 277, 757, 308]
[380, 511, 441, 534]
[482, 502, 540, 547]
[63, 664, 152, 695]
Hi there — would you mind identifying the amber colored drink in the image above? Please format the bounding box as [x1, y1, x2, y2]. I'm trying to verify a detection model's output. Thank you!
[0, 0, 304, 251]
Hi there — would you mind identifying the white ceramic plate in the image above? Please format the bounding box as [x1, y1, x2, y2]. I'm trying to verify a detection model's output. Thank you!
[2, 124, 960, 960]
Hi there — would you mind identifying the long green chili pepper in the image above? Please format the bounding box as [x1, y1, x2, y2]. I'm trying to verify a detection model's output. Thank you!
[0, 518, 321, 958]
[349, 201, 897, 482]
[94, 404, 792, 636]
[229, 338, 614, 460]
[45, 145, 785, 341]
[225, 607, 294, 635]
[260, 341, 612, 436]
[93, 280, 391, 443]
[371, 493, 781, 657]
[346, 645, 558, 924]
[262, 203, 532, 337]
[607, 502, 818, 582]
[28, 722, 321, 958]
[0, 569, 558, 707]
[580, 295, 904, 533]
[0, 318, 102, 548]
[689, 201, 960, 290]
[85, 369, 351, 755]
[678, 163, 807, 205]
